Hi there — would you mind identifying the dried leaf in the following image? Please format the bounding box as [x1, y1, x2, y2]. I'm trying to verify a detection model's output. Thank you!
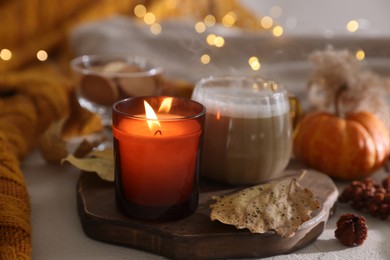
[62, 149, 114, 182]
[73, 138, 105, 158]
[210, 177, 320, 238]
[38, 118, 105, 163]
[38, 118, 68, 163]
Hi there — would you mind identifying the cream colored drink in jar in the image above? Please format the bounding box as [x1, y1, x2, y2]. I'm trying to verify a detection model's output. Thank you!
[192, 77, 292, 185]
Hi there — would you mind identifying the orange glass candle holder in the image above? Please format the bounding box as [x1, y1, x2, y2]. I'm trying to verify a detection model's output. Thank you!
[112, 96, 205, 221]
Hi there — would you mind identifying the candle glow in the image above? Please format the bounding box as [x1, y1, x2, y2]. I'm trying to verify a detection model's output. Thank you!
[113, 96, 205, 220]
[158, 97, 173, 112]
[144, 100, 161, 134]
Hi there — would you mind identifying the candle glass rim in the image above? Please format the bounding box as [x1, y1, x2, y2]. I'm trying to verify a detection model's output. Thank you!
[194, 75, 287, 101]
[70, 54, 163, 78]
[112, 96, 206, 121]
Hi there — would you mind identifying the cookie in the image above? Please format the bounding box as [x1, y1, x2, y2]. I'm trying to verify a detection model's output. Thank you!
[79, 74, 119, 106]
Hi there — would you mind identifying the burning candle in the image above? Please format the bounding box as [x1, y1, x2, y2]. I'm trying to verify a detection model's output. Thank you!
[112, 96, 205, 221]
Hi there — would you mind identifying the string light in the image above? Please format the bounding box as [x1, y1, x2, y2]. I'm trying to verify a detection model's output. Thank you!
[248, 56, 261, 71]
[355, 49, 365, 60]
[134, 4, 147, 18]
[144, 12, 156, 25]
[214, 36, 225, 47]
[204, 15, 216, 27]
[200, 54, 211, 64]
[222, 12, 236, 27]
[260, 16, 273, 29]
[0, 49, 12, 60]
[248, 56, 258, 65]
[2, 3, 335, 72]
[195, 21, 206, 33]
[272, 26, 284, 37]
[251, 63, 260, 71]
[206, 34, 216, 46]
[347, 20, 359, 32]
[150, 23, 162, 35]
[206, 34, 225, 47]
[37, 50, 48, 61]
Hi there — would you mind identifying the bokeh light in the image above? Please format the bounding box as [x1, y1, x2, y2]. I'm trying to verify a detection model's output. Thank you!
[260, 16, 273, 29]
[200, 54, 211, 64]
[195, 21, 206, 33]
[204, 15, 216, 26]
[222, 12, 236, 27]
[0, 49, 12, 60]
[347, 20, 359, 32]
[206, 34, 216, 45]
[144, 12, 156, 25]
[134, 4, 146, 18]
[214, 36, 225, 47]
[37, 50, 48, 61]
[272, 26, 284, 37]
[248, 56, 261, 71]
[248, 56, 258, 65]
[150, 23, 162, 35]
[355, 49, 365, 60]
[206, 34, 225, 47]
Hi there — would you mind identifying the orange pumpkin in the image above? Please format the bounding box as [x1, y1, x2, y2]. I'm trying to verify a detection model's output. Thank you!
[293, 111, 390, 180]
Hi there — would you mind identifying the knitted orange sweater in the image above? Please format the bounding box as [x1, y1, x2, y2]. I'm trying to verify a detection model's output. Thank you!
[0, 135, 31, 260]
[0, 67, 70, 259]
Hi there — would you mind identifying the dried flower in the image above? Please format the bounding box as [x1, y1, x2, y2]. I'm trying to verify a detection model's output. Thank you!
[307, 47, 390, 131]
[335, 213, 368, 247]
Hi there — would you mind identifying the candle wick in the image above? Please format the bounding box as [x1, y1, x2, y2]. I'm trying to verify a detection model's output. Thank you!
[154, 130, 162, 136]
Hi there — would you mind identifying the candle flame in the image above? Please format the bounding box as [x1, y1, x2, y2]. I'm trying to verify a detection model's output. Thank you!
[144, 98, 174, 134]
[158, 97, 173, 113]
[144, 100, 161, 132]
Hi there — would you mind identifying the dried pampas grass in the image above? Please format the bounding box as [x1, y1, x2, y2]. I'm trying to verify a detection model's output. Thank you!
[307, 47, 390, 131]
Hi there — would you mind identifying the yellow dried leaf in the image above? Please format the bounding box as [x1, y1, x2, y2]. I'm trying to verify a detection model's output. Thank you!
[210, 176, 320, 238]
[38, 118, 68, 163]
[38, 118, 104, 163]
[73, 137, 105, 158]
[62, 149, 114, 182]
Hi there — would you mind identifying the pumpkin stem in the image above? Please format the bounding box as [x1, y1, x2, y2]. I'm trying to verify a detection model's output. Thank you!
[335, 84, 348, 117]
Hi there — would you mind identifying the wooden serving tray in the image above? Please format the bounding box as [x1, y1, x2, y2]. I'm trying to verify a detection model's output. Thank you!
[77, 168, 338, 259]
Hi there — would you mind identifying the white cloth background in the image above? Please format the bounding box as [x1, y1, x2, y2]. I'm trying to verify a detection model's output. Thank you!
[241, 0, 390, 36]
[69, 15, 390, 113]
